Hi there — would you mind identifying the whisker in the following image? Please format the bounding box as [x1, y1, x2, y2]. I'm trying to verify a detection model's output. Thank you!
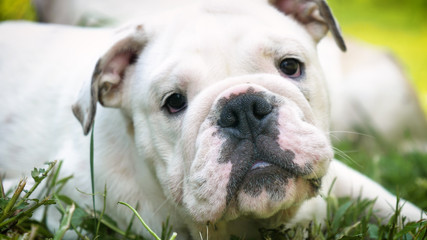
[151, 178, 186, 217]
[333, 147, 362, 168]
[151, 197, 170, 218]
[328, 130, 374, 139]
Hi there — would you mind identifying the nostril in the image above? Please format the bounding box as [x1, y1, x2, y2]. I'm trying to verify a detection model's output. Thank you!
[218, 110, 237, 128]
[253, 99, 272, 120]
[217, 93, 273, 134]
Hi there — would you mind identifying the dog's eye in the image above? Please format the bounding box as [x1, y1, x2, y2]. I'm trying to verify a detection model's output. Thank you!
[165, 93, 187, 114]
[279, 58, 302, 78]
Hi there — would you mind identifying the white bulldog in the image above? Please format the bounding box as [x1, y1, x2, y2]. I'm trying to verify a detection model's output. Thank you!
[0, 0, 424, 239]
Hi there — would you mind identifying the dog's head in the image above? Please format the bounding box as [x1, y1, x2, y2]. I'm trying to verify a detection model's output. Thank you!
[73, 0, 344, 226]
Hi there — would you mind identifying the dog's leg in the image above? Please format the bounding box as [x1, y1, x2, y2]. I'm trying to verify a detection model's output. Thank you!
[324, 160, 425, 222]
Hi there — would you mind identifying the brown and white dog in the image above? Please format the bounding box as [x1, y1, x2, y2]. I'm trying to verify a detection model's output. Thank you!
[0, 0, 424, 239]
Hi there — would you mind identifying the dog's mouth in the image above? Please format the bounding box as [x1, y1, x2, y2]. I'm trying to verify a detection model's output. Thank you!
[248, 160, 322, 184]
[250, 160, 272, 170]
[223, 138, 321, 205]
[243, 157, 322, 190]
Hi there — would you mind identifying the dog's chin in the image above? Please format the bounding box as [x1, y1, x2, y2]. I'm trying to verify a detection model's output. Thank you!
[224, 165, 321, 220]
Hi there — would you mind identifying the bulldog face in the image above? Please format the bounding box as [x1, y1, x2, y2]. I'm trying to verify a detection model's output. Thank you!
[73, 0, 343, 229]
[130, 1, 335, 223]
[178, 76, 333, 223]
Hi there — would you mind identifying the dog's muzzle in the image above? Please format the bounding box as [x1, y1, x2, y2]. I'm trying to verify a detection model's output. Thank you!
[182, 78, 332, 222]
[216, 92, 312, 204]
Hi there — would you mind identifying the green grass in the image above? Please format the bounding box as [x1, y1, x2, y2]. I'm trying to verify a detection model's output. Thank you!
[260, 196, 427, 240]
[1, 154, 426, 239]
[0, 0, 36, 21]
[334, 140, 427, 211]
[0, 161, 152, 240]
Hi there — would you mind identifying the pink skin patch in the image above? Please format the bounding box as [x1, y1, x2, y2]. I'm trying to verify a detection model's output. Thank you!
[184, 126, 232, 222]
[106, 51, 134, 76]
[276, 104, 332, 173]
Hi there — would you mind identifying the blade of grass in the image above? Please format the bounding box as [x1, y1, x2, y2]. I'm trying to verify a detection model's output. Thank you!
[55, 175, 73, 194]
[90, 122, 97, 235]
[95, 184, 107, 237]
[37, 160, 61, 199]
[0, 179, 26, 223]
[125, 202, 139, 238]
[118, 201, 178, 240]
[388, 195, 402, 240]
[53, 194, 87, 239]
[0, 197, 55, 229]
[42, 160, 64, 225]
[331, 201, 352, 233]
[54, 203, 76, 240]
[418, 223, 427, 239]
[0, 174, 5, 198]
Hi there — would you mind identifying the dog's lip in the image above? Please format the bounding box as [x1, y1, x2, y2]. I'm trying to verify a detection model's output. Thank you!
[250, 160, 272, 170]
[248, 160, 323, 183]
[307, 178, 322, 188]
[247, 159, 298, 176]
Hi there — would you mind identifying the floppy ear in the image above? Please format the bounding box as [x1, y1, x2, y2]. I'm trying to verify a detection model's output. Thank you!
[72, 24, 147, 135]
[269, 0, 346, 51]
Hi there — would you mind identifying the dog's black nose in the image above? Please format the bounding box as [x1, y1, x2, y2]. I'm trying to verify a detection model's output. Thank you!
[218, 94, 273, 139]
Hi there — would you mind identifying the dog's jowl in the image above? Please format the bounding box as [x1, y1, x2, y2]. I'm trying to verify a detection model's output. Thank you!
[0, 0, 424, 239]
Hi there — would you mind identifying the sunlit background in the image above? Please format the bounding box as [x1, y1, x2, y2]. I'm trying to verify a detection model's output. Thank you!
[328, 0, 427, 117]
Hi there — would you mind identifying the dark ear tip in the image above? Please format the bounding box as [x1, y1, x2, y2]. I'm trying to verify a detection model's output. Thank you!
[83, 113, 96, 136]
[319, 0, 347, 51]
[83, 125, 91, 136]
[335, 35, 347, 52]
[72, 103, 94, 136]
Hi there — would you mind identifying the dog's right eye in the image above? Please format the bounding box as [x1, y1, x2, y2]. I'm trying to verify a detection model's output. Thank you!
[279, 58, 302, 78]
[164, 93, 187, 114]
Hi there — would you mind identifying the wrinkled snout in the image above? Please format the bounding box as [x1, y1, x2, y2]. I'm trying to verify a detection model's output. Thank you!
[181, 76, 333, 223]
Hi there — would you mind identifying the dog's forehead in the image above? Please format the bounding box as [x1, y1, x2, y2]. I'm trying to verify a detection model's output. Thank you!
[140, 1, 317, 99]
[157, 1, 314, 54]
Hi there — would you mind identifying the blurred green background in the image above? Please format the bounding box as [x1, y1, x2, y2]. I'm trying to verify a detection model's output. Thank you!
[0, 0, 36, 21]
[1, 0, 426, 115]
[328, 0, 427, 116]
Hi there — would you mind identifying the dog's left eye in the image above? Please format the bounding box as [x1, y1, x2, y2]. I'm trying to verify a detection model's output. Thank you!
[279, 58, 302, 78]
[165, 93, 187, 114]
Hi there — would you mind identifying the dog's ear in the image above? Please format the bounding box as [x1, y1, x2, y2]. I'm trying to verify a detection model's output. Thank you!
[269, 0, 346, 51]
[72, 25, 147, 135]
